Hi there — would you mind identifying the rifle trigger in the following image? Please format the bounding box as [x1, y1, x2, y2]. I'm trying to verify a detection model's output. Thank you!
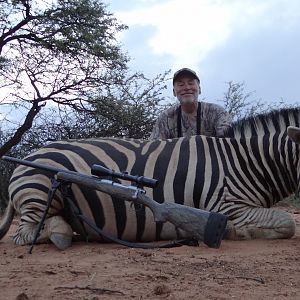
[133, 189, 139, 199]
[133, 188, 145, 199]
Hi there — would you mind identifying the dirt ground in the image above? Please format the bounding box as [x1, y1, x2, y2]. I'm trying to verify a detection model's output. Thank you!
[1, 205, 300, 300]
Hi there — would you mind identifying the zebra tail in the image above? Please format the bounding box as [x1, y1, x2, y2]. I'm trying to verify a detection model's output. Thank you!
[0, 201, 15, 240]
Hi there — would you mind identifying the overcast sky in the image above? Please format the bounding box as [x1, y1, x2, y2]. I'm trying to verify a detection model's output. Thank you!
[105, 0, 300, 106]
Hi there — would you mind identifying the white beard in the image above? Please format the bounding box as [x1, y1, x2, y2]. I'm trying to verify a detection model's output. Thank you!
[179, 97, 197, 105]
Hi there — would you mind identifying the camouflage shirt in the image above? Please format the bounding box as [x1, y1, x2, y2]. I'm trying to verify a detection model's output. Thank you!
[150, 101, 232, 140]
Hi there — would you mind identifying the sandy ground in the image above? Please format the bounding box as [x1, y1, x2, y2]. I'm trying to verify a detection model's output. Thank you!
[1, 205, 300, 300]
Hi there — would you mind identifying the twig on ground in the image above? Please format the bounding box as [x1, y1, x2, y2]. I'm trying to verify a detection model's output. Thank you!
[54, 285, 124, 295]
[214, 276, 265, 284]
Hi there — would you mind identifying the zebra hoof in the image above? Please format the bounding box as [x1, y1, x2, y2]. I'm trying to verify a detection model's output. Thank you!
[44, 216, 73, 250]
[50, 233, 72, 250]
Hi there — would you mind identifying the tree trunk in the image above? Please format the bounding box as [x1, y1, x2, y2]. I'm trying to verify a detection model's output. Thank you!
[0, 101, 42, 157]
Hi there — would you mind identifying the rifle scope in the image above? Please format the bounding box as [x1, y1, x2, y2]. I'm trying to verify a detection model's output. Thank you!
[91, 164, 159, 189]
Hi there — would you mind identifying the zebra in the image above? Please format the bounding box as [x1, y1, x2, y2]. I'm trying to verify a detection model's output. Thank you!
[1, 107, 300, 250]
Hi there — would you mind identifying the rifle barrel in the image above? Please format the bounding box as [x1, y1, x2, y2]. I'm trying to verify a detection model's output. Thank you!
[2, 155, 70, 175]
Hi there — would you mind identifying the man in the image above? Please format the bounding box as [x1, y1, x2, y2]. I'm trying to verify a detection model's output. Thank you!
[150, 68, 232, 139]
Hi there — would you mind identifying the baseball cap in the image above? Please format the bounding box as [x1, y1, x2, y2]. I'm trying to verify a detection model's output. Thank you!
[173, 68, 200, 84]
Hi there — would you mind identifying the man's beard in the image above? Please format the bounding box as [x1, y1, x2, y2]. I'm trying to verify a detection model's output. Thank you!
[180, 97, 197, 105]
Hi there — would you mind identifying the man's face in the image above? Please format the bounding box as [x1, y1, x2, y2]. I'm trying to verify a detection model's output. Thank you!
[173, 75, 201, 105]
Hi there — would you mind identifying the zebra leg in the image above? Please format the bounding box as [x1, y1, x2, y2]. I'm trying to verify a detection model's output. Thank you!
[13, 216, 73, 250]
[224, 208, 296, 240]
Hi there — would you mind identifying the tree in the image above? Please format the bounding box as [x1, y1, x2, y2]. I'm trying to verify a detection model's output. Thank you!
[222, 81, 286, 121]
[0, 0, 129, 157]
[88, 71, 169, 139]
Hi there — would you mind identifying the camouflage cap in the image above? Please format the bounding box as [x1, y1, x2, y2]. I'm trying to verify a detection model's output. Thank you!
[173, 68, 200, 85]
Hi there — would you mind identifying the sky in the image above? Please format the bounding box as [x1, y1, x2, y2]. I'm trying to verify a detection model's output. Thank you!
[105, 0, 300, 105]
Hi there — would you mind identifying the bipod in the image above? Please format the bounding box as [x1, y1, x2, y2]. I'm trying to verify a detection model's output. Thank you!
[28, 178, 61, 254]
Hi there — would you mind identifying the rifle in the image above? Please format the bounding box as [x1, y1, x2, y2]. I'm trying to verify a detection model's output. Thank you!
[2, 155, 228, 251]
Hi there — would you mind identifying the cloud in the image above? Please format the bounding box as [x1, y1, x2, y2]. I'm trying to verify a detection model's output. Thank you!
[115, 0, 299, 69]
[116, 1, 267, 68]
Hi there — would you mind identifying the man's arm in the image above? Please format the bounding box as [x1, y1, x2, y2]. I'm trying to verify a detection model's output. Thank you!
[150, 110, 175, 140]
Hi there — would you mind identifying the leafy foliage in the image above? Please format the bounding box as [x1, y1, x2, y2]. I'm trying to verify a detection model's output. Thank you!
[16, 71, 169, 144]
[0, 0, 129, 157]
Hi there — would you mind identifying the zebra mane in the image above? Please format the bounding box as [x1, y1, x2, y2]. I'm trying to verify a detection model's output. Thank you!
[224, 107, 300, 138]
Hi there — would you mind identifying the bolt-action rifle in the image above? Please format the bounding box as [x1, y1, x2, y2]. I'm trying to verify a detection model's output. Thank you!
[2, 156, 228, 252]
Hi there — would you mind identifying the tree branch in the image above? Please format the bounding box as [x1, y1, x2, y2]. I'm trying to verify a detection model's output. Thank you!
[0, 101, 43, 157]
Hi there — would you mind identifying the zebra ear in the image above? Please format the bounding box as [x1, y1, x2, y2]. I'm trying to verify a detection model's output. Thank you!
[287, 126, 300, 144]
